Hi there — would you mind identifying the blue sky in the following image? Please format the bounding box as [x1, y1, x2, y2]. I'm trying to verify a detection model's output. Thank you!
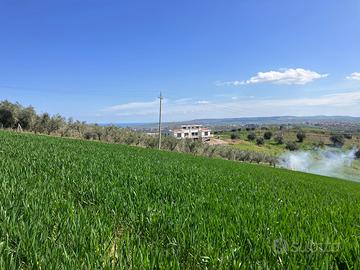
[1, 0, 360, 123]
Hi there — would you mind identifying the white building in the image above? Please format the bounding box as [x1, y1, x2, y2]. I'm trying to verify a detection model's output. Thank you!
[171, 125, 212, 141]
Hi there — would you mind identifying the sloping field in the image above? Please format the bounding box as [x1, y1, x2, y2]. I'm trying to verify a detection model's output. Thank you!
[0, 131, 359, 269]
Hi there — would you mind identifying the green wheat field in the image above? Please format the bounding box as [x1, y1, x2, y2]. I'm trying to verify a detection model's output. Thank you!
[0, 130, 359, 269]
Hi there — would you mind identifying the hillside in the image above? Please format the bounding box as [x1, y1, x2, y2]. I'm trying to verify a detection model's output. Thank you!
[0, 131, 360, 269]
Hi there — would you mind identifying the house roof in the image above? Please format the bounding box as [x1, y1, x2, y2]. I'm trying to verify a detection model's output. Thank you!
[172, 127, 211, 133]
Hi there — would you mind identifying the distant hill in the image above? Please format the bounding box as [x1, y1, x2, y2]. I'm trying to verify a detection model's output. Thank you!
[105, 115, 360, 129]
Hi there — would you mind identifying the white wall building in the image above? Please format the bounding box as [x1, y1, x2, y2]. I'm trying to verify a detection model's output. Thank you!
[171, 125, 212, 141]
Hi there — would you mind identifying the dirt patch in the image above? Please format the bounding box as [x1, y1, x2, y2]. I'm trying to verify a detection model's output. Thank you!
[207, 138, 229, 145]
[105, 226, 128, 267]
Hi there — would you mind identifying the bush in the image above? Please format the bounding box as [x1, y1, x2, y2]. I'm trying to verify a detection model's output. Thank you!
[296, 130, 306, 143]
[330, 134, 345, 147]
[84, 131, 98, 140]
[285, 141, 299, 151]
[256, 137, 264, 145]
[355, 149, 360, 159]
[162, 137, 178, 151]
[274, 133, 284, 145]
[230, 133, 239, 140]
[247, 132, 256, 141]
[263, 131, 273, 140]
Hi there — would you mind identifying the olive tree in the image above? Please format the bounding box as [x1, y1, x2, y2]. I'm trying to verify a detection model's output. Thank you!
[286, 141, 299, 151]
[247, 132, 256, 141]
[296, 130, 306, 143]
[256, 137, 264, 145]
[263, 131, 273, 140]
[274, 133, 284, 145]
[330, 134, 345, 147]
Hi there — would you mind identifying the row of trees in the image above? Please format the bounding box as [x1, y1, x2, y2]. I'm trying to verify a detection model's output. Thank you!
[0, 100, 67, 134]
[230, 130, 299, 149]
[231, 130, 304, 143]
[0, 100, 278, 166]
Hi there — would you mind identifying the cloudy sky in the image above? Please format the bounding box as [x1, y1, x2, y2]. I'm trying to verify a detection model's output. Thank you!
[1, 0, 360, 123]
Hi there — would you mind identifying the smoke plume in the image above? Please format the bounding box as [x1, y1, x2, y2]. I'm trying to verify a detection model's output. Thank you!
[278, 148, 359, 181]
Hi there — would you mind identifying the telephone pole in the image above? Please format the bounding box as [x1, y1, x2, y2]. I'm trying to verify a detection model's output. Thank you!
[158, 92, 163, 150]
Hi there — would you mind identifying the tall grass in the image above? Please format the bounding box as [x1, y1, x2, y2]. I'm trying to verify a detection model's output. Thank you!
[0, 130, 359, 269]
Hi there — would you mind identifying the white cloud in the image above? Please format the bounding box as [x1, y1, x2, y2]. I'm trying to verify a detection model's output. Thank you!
[102, 99, 159, 112]
[219, 68, 328, 86]
[174, 98, 193, 104]
[197, 100, 210, 104]
[258, 91, 360, 107]
[346, 72, 360, 81]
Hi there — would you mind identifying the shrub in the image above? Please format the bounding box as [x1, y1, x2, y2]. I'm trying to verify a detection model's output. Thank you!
[162, 137, 178, 151]
[296, 130, 306, 143]
[251, 153, 263, 164]
[84, 131, 98, 140]
[256, 137, 264, 145]
[247, 132, 256, 141]
[330, 134, 345, 147]
[285, 141, 299, 151]
[230, 133, 239, 140]
[263, 131, 273, 140]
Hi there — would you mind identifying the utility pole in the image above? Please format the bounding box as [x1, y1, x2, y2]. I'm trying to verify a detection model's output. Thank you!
[158, 92, 163, 150]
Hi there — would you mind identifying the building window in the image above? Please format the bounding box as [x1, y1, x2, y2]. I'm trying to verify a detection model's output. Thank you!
[177, 133, 182, 138]
[184, 133, 189, 137]
[191, 132, 198, 136]
[204, 132, 208, 136]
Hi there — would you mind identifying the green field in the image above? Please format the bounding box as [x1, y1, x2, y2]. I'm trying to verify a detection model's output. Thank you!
[231, 140, 287, 156]
[218, 128, 360, 156]
[1, 131, 360, 269]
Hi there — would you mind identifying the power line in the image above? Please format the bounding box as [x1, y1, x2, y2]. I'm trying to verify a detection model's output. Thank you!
[158, 92, 163, 150]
